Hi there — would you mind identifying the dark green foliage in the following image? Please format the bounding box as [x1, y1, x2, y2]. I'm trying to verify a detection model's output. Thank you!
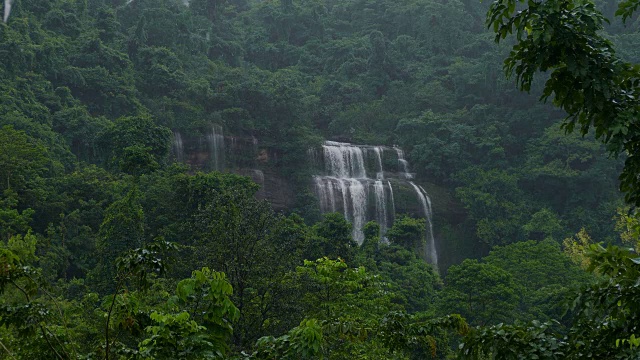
[93, 188, 145, 293]
[0, 125, 49, 192]
[137, 268, 240, 359]
[438, 239, 591, 328]
[459, 246, 640, 359]
[0, 190, 35, 241]
[487, 0, 640, 206]
[377, 244, 441, 313]
[456, 167, 528, 246]
[484, 239, 592, 323]
[308, 212, 357, 262]
[386, 215, 426, 251]
[187, 181, 309, 347]
[101, 115, 172, 175]
[0, 0, 632, 358]
[438, 259, 518, 326]
[248, 319, 324, 360]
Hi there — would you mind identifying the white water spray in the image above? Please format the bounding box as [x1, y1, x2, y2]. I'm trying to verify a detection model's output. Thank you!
[374, 180, 388, 234]
[173, 131, 185, 163]
[372, 147, 384, 179]
[4, 0, 13, 23]
[409, 182, 438, 265]
[311, 140, 438, 265]
[207, 125, 225, 171]
[394, 146, 413, 179]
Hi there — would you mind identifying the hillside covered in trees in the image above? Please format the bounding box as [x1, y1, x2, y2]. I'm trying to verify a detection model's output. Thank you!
[1, 0, 639, 358]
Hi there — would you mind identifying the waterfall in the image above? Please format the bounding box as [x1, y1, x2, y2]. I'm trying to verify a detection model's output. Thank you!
[372, 147, 384, 180]
[314, 142, 385, 243]
[387, 180, 396, 220]
[395, 146, 413, 179]
[4, 0, 13, 23]
[409, 182, 438, 265]
[253, 169, 265, 194]
[323, 141, 367, 179]
[314, 176, 339, 212]
[173, 131, 185, 163]
[311, 140, 437, 265]
[312, 141, 397, 245]
[419, 185, 437, 263]
[348, 179, 367, 243]
[338, 179, 349, 217]
[207, 125, 225, 171]
[374, 180, 388, 234]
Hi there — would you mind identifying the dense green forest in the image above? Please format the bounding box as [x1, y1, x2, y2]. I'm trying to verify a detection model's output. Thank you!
[1, 0, 639, 358]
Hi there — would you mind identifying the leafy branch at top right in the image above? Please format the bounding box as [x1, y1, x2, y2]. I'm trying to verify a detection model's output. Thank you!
[487, 0, 640, 206]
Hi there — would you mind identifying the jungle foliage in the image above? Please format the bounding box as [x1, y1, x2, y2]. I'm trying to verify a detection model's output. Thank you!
[0, 0, 638, 358]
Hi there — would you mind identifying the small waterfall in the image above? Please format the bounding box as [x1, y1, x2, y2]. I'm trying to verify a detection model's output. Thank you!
[312, 141, 396, 245]
[419, 185, 437, 262]
[4, 0, 13, 23]
[387, 180, 396, 220]
[323, 141, 367, 179]
[311, 140, 438, 265]
[172, 131, 185, 163]
[253, 169, 265, 198]
[374, 180, 388, 234]
[313, 142, 385, 243]
[314, 176, 338, 212]
[372, 147, 384, 179]
[409, 182, 438, 265]
[348, 179, 367, 243]
[207, 125, 225, 171]
[395, 146, 413, 179]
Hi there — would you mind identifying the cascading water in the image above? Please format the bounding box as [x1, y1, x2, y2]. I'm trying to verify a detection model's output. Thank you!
[4, 0, 13, 23]
[253, 169, 266, 198]
[323, 141, 367, 179]
[372, 147, 384, 180]
[395, 146, 413, 179]
[311, 141, 438, 265]
[207, 125, 225, 171]
[172, 131, 185, 163]
[409, 183, 438, 265]
[313, 141, 392, 243]
[419, 185, 437, 264]
[374, 180, 388, 234]
[388, 180, 396, 216]
[348, 179, 367, 242]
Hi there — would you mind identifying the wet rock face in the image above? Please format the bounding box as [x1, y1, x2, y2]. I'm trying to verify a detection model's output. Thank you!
[170, 129, 294, 211]
[235, 167, 294, 211]
[171, 131, 443, 265]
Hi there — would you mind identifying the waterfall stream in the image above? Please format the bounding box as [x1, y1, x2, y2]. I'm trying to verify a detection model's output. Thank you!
[312, 141, 438, 265]
[408, 182, 438, 265]
[373, 146, 384, 180]
[313, 141, 392, 243]
[168, 133, 439, 264]
[394, 146, 413, 179]
[207, 125, 225, 171]
[172, 131, 185, 163]
[374, 180, 388, 235]
[4, 0, 13, 23]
